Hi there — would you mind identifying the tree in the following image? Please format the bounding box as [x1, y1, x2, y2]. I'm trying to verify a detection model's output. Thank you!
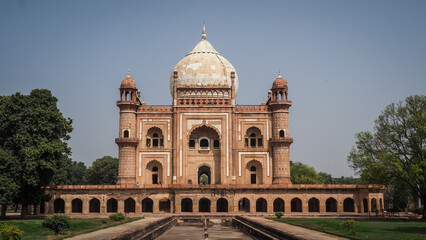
[290, 162, 325, 184]
[0, 148, 19, 219]
[348, 95, 425, 218]
[85, 156, 118, 185]
[0, 89, 73, 217]
[51, 156, 88, 185]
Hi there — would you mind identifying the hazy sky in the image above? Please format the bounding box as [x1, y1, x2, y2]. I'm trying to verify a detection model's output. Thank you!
[1, 0, 425, 177]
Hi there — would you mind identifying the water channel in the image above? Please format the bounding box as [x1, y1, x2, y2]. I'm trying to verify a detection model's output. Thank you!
[156, 218, 251, 240]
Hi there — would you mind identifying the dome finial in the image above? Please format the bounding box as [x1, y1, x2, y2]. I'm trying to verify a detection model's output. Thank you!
[202, 22, 206, 40]
[277, 70, 283, 78]
[127, 69, 131, 77]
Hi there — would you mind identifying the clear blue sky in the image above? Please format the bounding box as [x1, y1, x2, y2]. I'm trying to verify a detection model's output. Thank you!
[1, 0, 425, 177]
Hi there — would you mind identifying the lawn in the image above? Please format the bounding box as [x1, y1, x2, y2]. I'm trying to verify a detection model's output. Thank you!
[0, 217, 142, 240]
[273, 218, 426, 240]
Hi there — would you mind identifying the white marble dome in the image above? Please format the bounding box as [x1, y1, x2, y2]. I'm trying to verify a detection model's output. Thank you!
[170, 27, 239, 96]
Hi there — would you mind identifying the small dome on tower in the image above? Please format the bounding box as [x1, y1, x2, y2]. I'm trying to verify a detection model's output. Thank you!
[272, 72, 287, 89]
[121, 71, 136, 89]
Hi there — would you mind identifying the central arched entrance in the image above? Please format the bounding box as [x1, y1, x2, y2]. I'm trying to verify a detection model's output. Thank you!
[199, 198, 211, 212]
[198, 165, 211, 185]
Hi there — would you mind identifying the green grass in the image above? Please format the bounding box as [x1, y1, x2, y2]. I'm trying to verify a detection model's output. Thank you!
[0, 217, 142, 240]
[273, 218, 426, 240]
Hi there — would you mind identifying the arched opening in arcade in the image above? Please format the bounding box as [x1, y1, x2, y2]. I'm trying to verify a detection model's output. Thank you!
[256, 198, 267, 212]
[245, 127, 263, 148]
[181, 198, 193, 212]
[89, 198, 101, 213]
[326, 198, 337, 212]
[217, 198, 228, 212]
[363, 198, 368, 213]
[371, 198, 377, 212]
[198, 165, 211, 185]
[124, 198, 136, 213]
[199, 198, 211, 212]
[343, 198, 355, 212]
[142, 198, 153, 213]
[159, 198, 171, 213]
[273, 198, 285, 212]
[71, 198, 83, 213]
[238, 198, 250, 212]
[107, 198, 118, 213]
[146, 127, 164, 148]
[291, 198, 302, 212]
[54, 198, 65, 213]
[308, 198, 320, 212]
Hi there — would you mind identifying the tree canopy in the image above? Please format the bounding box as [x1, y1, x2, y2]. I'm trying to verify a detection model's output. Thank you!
[0, 89, 73, 217]
[85, 156, 118, 185]
[348, 95, 425, 218]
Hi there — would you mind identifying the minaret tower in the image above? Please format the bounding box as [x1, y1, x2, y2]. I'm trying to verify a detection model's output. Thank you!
[268, 72, 293, 184]
[115, 71, 140, 184]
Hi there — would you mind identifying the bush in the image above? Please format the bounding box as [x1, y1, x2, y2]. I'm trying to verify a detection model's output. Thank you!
[0, 223, 24, 240]
[42, 215, 71, 234]
[275, 212, 284, 218]
[101, 219, 108, 224]
[340, 219, 355, 235]
[408, 207, 423, 215]
[109, 213, 125, 221]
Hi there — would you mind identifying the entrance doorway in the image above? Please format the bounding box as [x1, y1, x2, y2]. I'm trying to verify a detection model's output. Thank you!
[199, 198, 211, 212]
[198, 165, 211, 185]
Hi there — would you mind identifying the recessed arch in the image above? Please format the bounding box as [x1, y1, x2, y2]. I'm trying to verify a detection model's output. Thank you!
[363, 198, 368, 213]
[217, 198, 228, 212]
[146, 160, 163, 184]
[245, 126, 263, 148]
[256, 198, 267, 212]
[308, 198, 320, 212]
[246, 160, 263, 184]
[107, 198, 118, 213]
[273, 198, 285, 212]
[89, 198, 100, 213]
[238, 198, 250, 212]
[142, 198, 153, 213]
[159, 198, 171, 213]
[343, 198, 355, 212]
[124, 198, 136, 213]
[326, 198, 337, 212]
[181, 198, 193, 212]
[291, 198, 302, 212]
[146, 127, 164, 148]
[199, 198, 211, 212]
[71, 198, 82, 213]
[198, 165, 211, 185]
[371, 198, 377, 212]
[54, 198, 65, 213]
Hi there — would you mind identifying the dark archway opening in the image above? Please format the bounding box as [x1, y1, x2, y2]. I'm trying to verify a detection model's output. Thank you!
[181, 198, 193, 212]
[256, 198, 267, 212]
[238, 198, 250, 212]
[273, 198, 285, 212]
[326, 198, 337, 212]
[308, 198, 320, 212]
[198, 166, 211, 185]
[343, 198, 355, 212]
[371, 198, 377, 212]
[142, 198, 153, 212]
[107, 198, 118, 213]
[199, 198, 211, 212]
[291, 198, 302, 212]
[124, 198, 136, 213]
[217, 198, 228, 212]
[40, 202, 45, 214]
[54, 198, 65, 213]
[159, 198, 171, 213]
[89, 198, 101, 213]
[363, 198, 368, 213]
[72, 199, 83, 213]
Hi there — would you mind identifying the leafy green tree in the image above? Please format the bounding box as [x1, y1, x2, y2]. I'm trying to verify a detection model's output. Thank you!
[51, 156, 88, 185]
[333, 176, 362, 184]
[290, 162, 325, 184]
[348, 95, 425, 218]
[0, 89, 73, 217]
[85, 156, 118, 185]
[0, 148, 19, 219]
[318, 172, 334, 184]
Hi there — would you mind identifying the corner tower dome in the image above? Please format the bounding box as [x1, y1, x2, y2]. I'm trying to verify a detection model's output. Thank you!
[169, 24, 239, 96]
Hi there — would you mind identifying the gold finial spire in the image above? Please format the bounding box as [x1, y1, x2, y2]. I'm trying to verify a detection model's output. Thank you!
[202, 22, 206, 40]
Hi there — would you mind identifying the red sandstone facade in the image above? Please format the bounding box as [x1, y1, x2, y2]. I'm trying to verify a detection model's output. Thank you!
[42, 27, 384, 216]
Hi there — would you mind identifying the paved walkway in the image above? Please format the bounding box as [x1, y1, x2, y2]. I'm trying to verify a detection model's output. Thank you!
[68, 217, 164, 240]
[246, 217, 347, 240]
